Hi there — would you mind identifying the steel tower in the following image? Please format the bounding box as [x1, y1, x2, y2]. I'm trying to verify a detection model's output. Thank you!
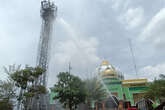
[35, 0, 57, 110]
[37, 0, 57, 86]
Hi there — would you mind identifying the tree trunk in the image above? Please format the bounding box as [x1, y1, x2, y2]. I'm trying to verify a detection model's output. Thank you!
[159, 97, 162, 103]
[69, 102, 72, 110]
[17, 89, 23, 110]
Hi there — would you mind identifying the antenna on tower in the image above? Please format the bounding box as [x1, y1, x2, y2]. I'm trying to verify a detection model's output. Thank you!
[128, 38, 138, 78]
[68, 62, 72, 73]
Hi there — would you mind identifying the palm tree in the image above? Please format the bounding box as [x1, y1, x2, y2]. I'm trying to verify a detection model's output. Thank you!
[84, 76, 107, 106]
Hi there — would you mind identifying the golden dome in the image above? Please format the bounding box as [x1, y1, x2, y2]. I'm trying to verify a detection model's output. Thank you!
[99, 60, 119, 79]
[101, 60, 109, 66]
[103, 68, 114, 74]
[102, 68, 116, 75]
[101, 68, 118, 79]
[102, 75, 118, 79]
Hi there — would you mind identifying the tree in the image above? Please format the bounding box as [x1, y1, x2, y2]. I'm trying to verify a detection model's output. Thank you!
[84, 77, 107, 105]
[10, 66, 47, 110]
[0, 99, 13, 110]
[144, 74, 165, 103]
[0, 79, 16, 100]
[3, 64, 21, 75]
[0, 79, 16, 110]
[52, 72, 87, 110]
[159, 74, 165, 80]
[0, 64, 22, 110]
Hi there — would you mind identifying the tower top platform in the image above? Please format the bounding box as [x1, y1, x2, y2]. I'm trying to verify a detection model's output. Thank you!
[41, 0, 56, 10]
[41, 0, 57, 20]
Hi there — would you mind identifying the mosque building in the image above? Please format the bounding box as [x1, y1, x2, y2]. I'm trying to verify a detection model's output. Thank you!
[49, 60, 149, 109]
[98, 60, 148, 105]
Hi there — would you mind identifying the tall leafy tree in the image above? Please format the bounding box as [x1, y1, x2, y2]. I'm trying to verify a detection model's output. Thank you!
[0, 64, 21, 110]
[144, 74, 165, 103]
[0, 99, 13, 110]
[10, 66, 47, 110]
[0, 79, 16, 100]
[84, 77, 107, 104]
[3, 64, 21, 75]
[159, 74, 165, 80]
[0, 79, 16, 110]
[52, 72, 87, 110]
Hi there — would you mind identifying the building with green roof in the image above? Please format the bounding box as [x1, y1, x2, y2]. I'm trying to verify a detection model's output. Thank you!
[98, 60, 148, 105]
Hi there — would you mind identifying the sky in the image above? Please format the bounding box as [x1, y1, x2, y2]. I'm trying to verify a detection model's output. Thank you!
[0, 0, 165, 87]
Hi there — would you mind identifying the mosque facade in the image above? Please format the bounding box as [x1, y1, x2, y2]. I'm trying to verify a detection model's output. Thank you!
[98, 60, 148, 105]
[49, 60, 149, 109]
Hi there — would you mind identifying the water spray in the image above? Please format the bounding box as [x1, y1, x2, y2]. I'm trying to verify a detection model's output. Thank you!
[95, 67, 118, 106]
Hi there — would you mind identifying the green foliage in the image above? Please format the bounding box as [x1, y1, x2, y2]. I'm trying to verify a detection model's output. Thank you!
[52, 72, 87, 110]
[0, 65, 47, 109]
[0, 64, 22, 110]
[0, 99, 13, 110]
[84, 77, 107, 102]
[0, 79, 16, 110]
[25, 85, 47, 99]
[9, 66, 47, 109]
[10, 66, 44, 89]
[144, 74, 165, 102]
[3, 64, 21, 75]
[159, 74, 165, 80]
[0, 79, 16, 100]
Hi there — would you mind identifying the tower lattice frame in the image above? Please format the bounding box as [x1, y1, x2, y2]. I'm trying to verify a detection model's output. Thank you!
[34, 1, 57, 110]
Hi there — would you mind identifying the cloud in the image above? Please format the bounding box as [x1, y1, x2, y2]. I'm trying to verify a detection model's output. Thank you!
[138, 63, 165, 81]
[54, 38, 100, 68]
[119, 7, 144, 29]
[0, 0, 165, 87]
[47, 18, 101, 86]
[0, 0, 40, 80]
[110, 0, 130, 11]
[111, 0, 123, 11]
[54, 18, 100, 67]
[139, 8, 165, 49]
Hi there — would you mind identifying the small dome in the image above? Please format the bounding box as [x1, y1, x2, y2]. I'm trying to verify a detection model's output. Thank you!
[101, 68, 117, 75]
[103, 68, 114, 74]
[101, 68, 118, 79]
[101, 60, 110, 66]
[99, 60, 119, 79]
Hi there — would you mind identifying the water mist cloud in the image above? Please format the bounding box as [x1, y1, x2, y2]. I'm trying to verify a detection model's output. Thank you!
[48, 18, 101, 87]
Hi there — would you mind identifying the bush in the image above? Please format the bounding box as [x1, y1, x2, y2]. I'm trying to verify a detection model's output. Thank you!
[0, 99, 13, 110]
